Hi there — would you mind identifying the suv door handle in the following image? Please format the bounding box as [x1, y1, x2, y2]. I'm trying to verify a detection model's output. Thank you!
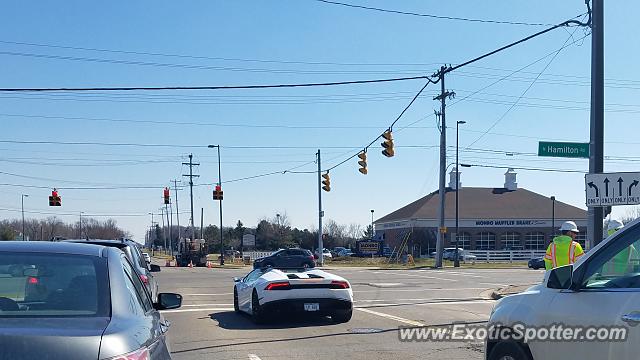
[621, 312, 640, 324]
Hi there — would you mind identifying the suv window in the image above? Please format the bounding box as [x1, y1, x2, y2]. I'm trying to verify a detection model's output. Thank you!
[121, 255, 153, 312]
[0, 252, 109, 317]
[582, 227, 640, 289]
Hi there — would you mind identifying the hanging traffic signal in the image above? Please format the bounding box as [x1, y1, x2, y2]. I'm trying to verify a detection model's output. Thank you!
[213, 184, 224, 200]
[49, 189, 61, 206]
[357, 151, 368, 175]
[381, 130, 394, 157]
[163, 187, 170, 204]
[322, 173, 331, 192]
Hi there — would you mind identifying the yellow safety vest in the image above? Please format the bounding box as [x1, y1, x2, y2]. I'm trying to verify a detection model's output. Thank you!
[544, 235, 584, 270]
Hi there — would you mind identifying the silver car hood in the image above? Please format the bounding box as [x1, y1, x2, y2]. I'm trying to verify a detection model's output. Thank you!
[0, 317, 110, 360]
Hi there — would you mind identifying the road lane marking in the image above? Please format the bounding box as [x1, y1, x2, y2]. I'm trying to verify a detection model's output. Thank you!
[355, 297, 483, 303]
[353, 287, 487, 293]
[181, 293, 233, 296]
[182, 303, 233, 307]
[160, 307, 233, 313]
[355, 299, 493, 308]
[248, 354, 262, 360]
[356, 308, 425, 326]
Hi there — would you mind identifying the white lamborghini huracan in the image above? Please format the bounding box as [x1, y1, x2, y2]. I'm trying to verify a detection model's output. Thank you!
[233, 267, 353, 323]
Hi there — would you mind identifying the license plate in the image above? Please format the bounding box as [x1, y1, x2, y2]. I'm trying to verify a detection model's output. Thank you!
[304, 303, 320, 311]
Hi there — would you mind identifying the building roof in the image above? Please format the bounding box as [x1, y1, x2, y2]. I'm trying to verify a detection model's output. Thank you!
[376, 187, 587, 223]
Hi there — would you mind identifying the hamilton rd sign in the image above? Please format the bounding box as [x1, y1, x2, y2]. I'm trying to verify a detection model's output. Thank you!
[539, 141, 590, 158]
[585, 172, 640, 207]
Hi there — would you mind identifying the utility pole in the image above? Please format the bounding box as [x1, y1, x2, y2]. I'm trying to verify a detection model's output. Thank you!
[172, 179, 181, 250]
[200, 207, 204, 240]
[149, 212, 155, 250]
[79, 212, 83, 239]
[168, 202, 173, 256]
[588, 0, 604, 249]
[434, 66, 455, 268]
[165, 201, 172, 255]
[317, 150, 324, 266]
[182, 154, 200, 254]
[160, 207, 167, 254]
[217, 147, 224, 266]
[21, 194, 28, 241]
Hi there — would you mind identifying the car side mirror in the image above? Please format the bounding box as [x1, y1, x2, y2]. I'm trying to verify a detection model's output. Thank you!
[233, 277, 241, 283]
[155, 293, 182, 310]
[149, 264, 161, 273]
[547, 264, 574, 290]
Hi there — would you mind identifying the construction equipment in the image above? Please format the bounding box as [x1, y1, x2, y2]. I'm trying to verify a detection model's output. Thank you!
[176, 238, 207, 267]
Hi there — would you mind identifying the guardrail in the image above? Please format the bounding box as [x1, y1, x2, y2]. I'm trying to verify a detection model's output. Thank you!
[469, 250, 546, 263]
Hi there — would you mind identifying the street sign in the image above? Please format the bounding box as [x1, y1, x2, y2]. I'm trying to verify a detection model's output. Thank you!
[538, 141, 589, 158]
[242, 234, 255, 247]
[585, 172, 640, 207]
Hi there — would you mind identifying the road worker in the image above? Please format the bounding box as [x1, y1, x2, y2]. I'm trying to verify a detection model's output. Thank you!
[544, 221, 584, 270]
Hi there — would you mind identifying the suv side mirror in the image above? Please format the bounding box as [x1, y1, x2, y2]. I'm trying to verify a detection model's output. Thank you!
[233, 277, 241, 283]
[547, 264, 574, 290]
[155, 293, 182, 310]
[149, 264, 161, 273]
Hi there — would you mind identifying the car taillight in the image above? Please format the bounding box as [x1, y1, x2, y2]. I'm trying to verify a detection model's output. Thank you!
[28, 277, 38, 285]
[330, 280, 350, 289]
[107, 347, 149, 360]
[265, 281, 291, 290]
[139, 274, 149, 285]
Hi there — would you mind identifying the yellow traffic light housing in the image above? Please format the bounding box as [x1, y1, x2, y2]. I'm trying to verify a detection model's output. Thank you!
[381, 130, 394, 157]
[357, 151, 367, 175]
[322, 172, 331, 192]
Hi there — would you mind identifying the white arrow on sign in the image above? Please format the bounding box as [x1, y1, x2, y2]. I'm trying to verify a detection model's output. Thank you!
[585, 172, 640, 207]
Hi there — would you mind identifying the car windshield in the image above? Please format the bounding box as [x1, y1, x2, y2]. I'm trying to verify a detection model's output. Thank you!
[0, 252, 109, 317]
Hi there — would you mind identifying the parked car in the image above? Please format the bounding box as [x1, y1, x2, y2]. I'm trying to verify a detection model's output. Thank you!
[315, 248, 333, 259]
[253, 248, 315, 269]
[233, 267, 353, 324]
[486, 217, 640, 359]
[0, 241, 182, 360]
[143, 252, 151, 264]
[331, 247, 347, 257]
[65, 239, 160, 302]
[527, 256, 545, 269]
[337, 249, 355, 257]
[430, 248, 476, 263]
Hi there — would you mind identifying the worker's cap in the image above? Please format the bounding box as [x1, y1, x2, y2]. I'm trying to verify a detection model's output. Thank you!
[607, 219, 624, 232]
[559, 221, 579, 233]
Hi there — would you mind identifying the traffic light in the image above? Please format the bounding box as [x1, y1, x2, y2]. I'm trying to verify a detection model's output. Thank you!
[381, 130, 394, 157]
[49, 189, 61, 206]
[163, 187, 170, 204]
[213, 184, 224, 200]
[322, 172, 331, 192]
[357, 151, 368, 175]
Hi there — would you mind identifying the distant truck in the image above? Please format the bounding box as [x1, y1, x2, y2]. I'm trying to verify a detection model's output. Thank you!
[176, 238, 207, 267]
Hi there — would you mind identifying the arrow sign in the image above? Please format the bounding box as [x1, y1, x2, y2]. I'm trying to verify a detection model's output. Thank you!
[586, 172, 640, 207]
[618, 178, 624, 197]
[629, 180, 639, 196]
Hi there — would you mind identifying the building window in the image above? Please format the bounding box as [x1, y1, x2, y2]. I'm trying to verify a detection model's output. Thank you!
[476, 232, 496, 250]
[455, 232, 471, 249]
[525, 232, 546, 250]
[500, 232, 522, 250]
[575, 232, 587, 248]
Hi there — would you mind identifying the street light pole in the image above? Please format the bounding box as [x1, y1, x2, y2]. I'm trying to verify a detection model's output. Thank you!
[454, 121, 466, 267]
[551, 196, 556, 241]
[208, 145, 224, 265]
[21, 194, 28, 241]
[370, 210, 374, 239]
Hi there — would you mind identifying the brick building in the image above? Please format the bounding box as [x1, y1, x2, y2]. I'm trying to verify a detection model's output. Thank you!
[374, 169, 587, 256]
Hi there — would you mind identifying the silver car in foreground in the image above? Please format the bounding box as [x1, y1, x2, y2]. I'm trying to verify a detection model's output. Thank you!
[0, 241, 182, 360]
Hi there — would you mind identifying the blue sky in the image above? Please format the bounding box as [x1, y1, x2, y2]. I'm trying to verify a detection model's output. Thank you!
[1, 1, 639, 241]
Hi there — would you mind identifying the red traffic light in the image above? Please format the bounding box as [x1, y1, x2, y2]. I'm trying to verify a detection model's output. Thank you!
[163, 187, 170, 204]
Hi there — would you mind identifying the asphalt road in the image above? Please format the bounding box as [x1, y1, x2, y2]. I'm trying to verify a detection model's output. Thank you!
[156, 265, 544, 360]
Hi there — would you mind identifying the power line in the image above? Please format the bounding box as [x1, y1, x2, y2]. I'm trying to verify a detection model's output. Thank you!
[464, 20, 586, 148]
[0, 75, 430, 92]
[312, 0, 554, 26]
[461, 163, 585, 173]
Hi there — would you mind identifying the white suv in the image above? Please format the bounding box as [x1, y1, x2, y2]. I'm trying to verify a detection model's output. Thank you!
[486, 218, 640, 360]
